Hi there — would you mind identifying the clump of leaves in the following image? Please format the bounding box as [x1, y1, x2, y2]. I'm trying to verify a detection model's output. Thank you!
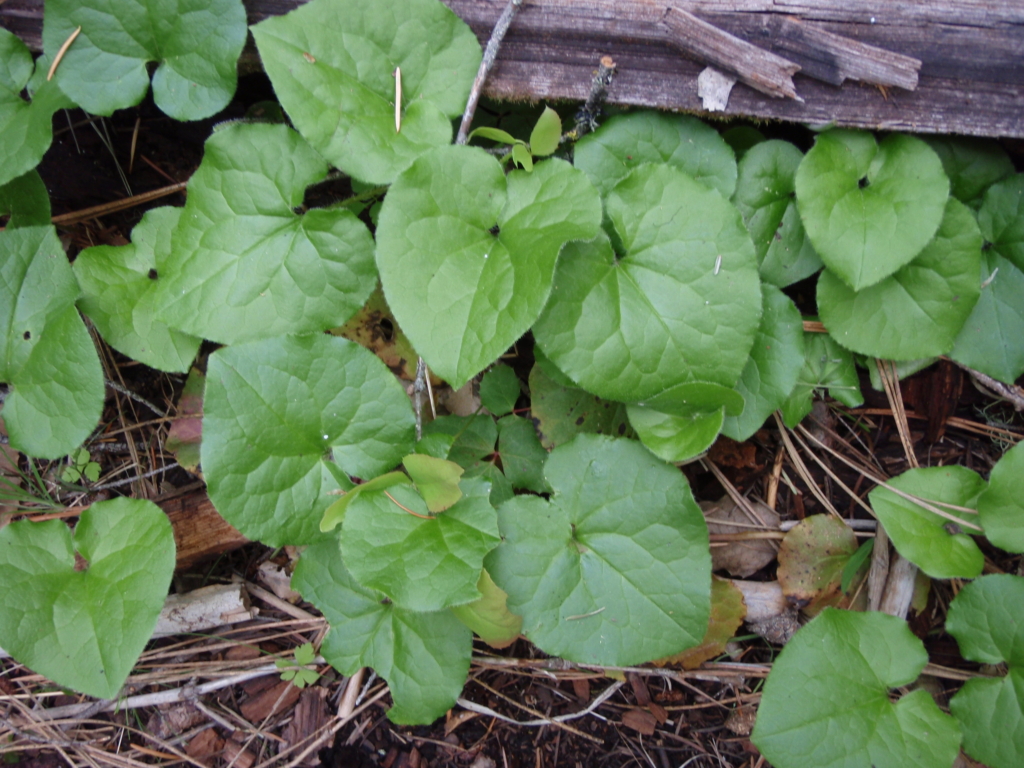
[60, 447, 100, 484]
[276, 643, 320, 689]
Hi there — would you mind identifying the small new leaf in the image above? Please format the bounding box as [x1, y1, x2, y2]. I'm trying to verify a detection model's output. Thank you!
[276, 643, 320, 689]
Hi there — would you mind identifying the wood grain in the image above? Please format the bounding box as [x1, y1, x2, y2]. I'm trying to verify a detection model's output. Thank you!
[2, 0, 1020, 136]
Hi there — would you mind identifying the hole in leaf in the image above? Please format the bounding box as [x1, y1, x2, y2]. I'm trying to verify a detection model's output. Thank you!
[73, 552, 89, 572]
[982, 240, 993, 251]
[378, 317, 394, 341]
[148, 268, 158, 280]
[488, 224, 500, 236]
[22, 331, 30, 340]
[858, 176, 869, 189]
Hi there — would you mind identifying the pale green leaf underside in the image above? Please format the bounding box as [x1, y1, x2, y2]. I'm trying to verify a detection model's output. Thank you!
[252, 0, 481, 184]
[0, 225, 103, 458]
[977, 441, 1024, 553]
[949, 252, 1024, 384]
[868, 466, 986, 579]
[486, 434, 711, 666]
[154, 123, 377, 344]
[75, 207, 201, 373]
[377, 147, 601, 389]
[43, 0, 246, 120]
[202, 334, 415, 546]
[947, 575, 1024, 768]
[341, 477, 499, 611]
[0, 28, 72, 188]
[575, 111, 737, 198]
[0, 498, 175, 699]
[293, 539, 472, 724]
[752, 609, 961, 768]
[818, 197, 982, 360]
[722, 284, 805, 442]
[732, 139, 823, 287]
[533, 164, 761, 401]
[795, 130, 949, 291]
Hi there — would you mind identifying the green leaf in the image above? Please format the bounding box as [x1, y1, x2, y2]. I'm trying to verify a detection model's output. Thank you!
[0, 498, 175, 700]
[154, 124, 377, 344]
[529, 106, 561, 157]
[977, 173, 1024, 273]
[795, 130, 949, 290]
[752, 609, 961, 768]
[533, 164, 761, 401]
[0, 225, 104, 459]
[486, 434, 711, 665]
[949, 251, 1024, 384]
[449, 568, 522, 649]
[43, 0, 246, 120]
[781, 328, 863, 428]
[293, 539, 472, 724]
[74, 207, 201, 373]
[202, 335, 415, 546]
[424, 415, 497, 470]
[732, 139, 823, 287]
[511, 142, 533, 172]
[626, 404, 725, 463]
[0, 170, 51, 228]
[868, 466, 986, 579]
[0, 28, 72, 188]
[924, 136, 1015, 207]
[496, 414, 549, 493]
[320, 472, 411, 533]
[574, 112, 737, 198]
[977, 440, 1024, 553]
[468, 127, 518, 146]
[479, 364, 520, 416]
[817, 197, 982, 360]
[842, 538, 873, 595]
[342, 477, 499, 611]
[722, 285, 805, 441]
[403, 453, 464, 513]
[377, 146, 601, 388]
[946, 575, 1024, 768]
[722, 126, 765, 160]
[528, 361, 631, 450]
[252, 0, 480, 184]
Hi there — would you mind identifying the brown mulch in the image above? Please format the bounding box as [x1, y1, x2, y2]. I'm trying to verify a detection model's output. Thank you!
[2, 80, 1022, 768]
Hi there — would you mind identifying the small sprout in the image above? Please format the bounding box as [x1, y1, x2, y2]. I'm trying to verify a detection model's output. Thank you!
[61, 447, 100, 484]
[276, 642, 320, 689]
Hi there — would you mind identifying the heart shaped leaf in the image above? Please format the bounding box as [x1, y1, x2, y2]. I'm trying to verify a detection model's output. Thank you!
[528, 360, 631, 450]
[947, 574, 1024, 768]
[752, 609, 961, 768]
[731, 139, 823, 287]
[486, 434, 711, 666]
[0, 170, 51, 228]
[868, 466, 986, 579]
[496, 414, 549, 493]
[574, 112, 737, 198]
[529, 106, 562, 157]
[625, 404, 725, 463]
[341, 477, 499, 611]
[781, 327, 863, 428]
[0, 498, 175, 699]
[0, 225, 104, 459]
[43, 0, 246, 120]
[479, 364, 520, 417]
[0, 28, 73, 188]
[924, 136, 1015, 207]
[977, 173, 1024, 273]
[533, 164, 761, 401]
[818, 197, 982, 360]
[74, 207, 201, 373]
[722, 285, 805, 441]
[949, 252, 1024, 384]
[376, 147, 601, 388]
[154, 124, 377, 344]
[293, 539, 472, 724]
[977, 440, 1024, 553]
[252, 0, 481, 184]
[202, 334, 415, 546]
[795, 130, 949, 290]
[449, 568, 522, 649]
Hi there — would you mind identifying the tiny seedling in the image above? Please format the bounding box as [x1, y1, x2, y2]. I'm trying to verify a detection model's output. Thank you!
[276, 643, 320, 689]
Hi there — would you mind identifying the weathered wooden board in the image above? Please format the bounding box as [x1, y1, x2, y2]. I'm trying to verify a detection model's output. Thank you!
[3, 0, 1022, 138]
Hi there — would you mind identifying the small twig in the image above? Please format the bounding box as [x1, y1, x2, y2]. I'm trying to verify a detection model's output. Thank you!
[573, 55, 617, 138]
[413, 357, 427, 441]
[51, 181, 188, 226]
[456, 0, 524, 145]
[91, 462, 178, 492]
[105, 379, 168, 417]
[953, 359, 1024, 412]
[46, 26, 81, 81]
